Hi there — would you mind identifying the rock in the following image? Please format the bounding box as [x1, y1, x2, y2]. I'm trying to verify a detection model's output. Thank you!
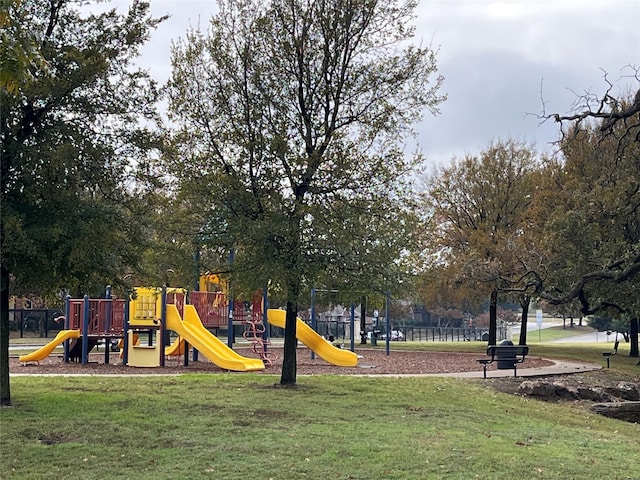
[603, 382, 640, 401]
[591, 402, 640, 423]
[517, 380, 610, 401]
[517, 380, 578, 399]
[576, 386, 610, 402]
[552, 383, 579, 399]
[517, 380, 557, 397]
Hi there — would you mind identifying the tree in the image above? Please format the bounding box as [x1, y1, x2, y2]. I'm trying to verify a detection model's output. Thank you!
[423, 139, 540, 345]
[417, 263, 485, 326]
[0, 0, 165, 406]
[536, 68, 640, 359]
[588, 315, 630, 340]
[535, 101, 640, 357]
[546, 67, 640, 146]
[0, 0, 51, 95]
[540, 129, 639, 304]
[165, 0, 444, 384]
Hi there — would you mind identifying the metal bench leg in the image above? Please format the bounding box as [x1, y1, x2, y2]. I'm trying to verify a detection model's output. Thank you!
[513, 365, 517, 377]
[483, 364, 487, 379]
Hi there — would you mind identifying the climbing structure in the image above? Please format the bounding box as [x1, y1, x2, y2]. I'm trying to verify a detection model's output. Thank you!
[243, 306, 277, 367]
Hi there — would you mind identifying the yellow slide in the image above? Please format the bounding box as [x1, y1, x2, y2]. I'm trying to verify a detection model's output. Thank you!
[164, 336, 186, 357]
[19, 330, 81, 363]
[267, 309, 358, 367]
[165, 304, 264, 372]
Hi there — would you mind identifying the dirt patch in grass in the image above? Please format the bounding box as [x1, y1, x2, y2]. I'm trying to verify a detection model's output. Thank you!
[485, 369, 640, 407]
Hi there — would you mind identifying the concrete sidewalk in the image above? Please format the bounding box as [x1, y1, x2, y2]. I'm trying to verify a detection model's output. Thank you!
[442, 359, 602, 379]
[361, 359, 603, 379]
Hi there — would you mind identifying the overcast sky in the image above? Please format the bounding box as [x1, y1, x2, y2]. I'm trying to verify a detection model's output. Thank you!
[120, 0, 640, 168]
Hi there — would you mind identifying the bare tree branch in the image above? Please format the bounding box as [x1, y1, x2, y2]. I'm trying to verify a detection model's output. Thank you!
[540, 66, 640, 145]
[542, 255, 640, 314]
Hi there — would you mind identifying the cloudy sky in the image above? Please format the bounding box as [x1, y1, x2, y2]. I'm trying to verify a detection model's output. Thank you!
[117, 0, 640, 167]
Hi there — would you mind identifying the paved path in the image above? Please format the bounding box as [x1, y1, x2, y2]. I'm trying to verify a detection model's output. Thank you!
[547, 332, 621, 344]
[437, 358, 601, 379]
[358, 359, 603, 379]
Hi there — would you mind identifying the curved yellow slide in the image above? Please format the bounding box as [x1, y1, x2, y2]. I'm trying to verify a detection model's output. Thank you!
[165, 304, 264, 372]
[164, 336, 185, 356]
[19, 330, 81, 363]
[267, 309, 358, 367]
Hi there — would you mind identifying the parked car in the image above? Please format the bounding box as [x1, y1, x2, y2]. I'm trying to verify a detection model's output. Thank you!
[379, 330, 404, 341]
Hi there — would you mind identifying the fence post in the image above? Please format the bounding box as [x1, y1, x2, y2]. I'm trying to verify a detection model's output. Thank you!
[311, 287, 316, 360]
[104, 286, 112, 364]
[385, 293, 390, 356]
[350, 304, 355, 352]
[227, 249, 235, 348]
[82, 295, 89, 365]
[160, 286, 166, 367]
[63, 296, 71, 362]
[262, 287, 269, 352]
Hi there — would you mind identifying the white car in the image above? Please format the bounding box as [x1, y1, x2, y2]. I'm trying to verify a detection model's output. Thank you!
[379, 330, 404, 341]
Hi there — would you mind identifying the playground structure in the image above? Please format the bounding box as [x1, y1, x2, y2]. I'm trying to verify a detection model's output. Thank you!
[243, 309, 278, 367]
[17, 329, 81, 364]
[18, 288, 127, 365]
[18, 286, 259, 369]
[163, 303, 264, 371]
[19, 285, 358, 370]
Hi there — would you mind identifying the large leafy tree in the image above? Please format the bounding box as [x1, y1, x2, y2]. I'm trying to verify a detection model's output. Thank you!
[0, 0, 165, 405]
[539, 83, 640, 307]
[535, 109, 640, 357]
[423, 139, 540, 345]
[529, 72, 640, 359]
[0, 0, 49, 94]
[165, 0, 444, 384]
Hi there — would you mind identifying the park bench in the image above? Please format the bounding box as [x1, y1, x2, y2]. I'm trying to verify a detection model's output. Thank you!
[477, 344, 529, 379]
[602, 340, 619, 368]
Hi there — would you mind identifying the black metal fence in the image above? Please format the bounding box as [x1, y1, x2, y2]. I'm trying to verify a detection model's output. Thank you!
[9, 309, 65, 338]
[395, 326, 509, 342]
[265, 321, 509, 343]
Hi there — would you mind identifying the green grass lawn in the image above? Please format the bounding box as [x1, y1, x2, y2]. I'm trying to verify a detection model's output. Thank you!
[5, 329, 640, 479]
[520, 325, 598, 343]
[3, 361, 640, 479]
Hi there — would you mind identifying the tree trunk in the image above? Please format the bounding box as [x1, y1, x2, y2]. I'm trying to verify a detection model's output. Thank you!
[359, 296, 367, 344]
[280, 298, 298, 385]
[0, 263, 11, 406]
[629, 316, 639, 358]
[488, 288, 498, 346]
[518, 294, 530, 345]
[280, 241, 302, 385]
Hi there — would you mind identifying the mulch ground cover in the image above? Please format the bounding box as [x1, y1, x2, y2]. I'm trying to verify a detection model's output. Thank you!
[10, 345, 554, 376]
